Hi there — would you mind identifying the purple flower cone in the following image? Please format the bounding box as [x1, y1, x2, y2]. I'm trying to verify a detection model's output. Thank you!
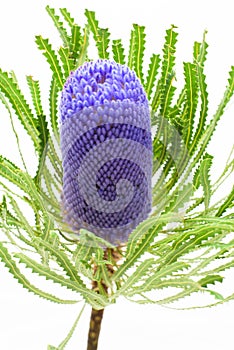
[60, 59, 152, 245]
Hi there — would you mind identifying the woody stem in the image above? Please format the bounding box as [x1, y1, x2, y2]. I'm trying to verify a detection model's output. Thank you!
[86, 247, 122, 350]
[86, 307, 105, 350]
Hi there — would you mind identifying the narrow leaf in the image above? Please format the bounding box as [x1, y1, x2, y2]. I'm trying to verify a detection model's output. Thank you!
[199, 153, 213, 210]
[0, 242, 76, 304]
[145, 53, 161, 100]
[133, 24, 146, 84]
[112, 39, 125, 64]
[46, 6, 70, 48]
[35, 36, 64, 89]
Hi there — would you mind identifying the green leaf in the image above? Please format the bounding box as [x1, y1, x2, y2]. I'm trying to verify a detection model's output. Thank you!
[49, 76, 60, 138]
[127, 27, 136, 69]
[162, 224, 225, 266]
[133, 24, 146, 84]
[26, 76, 44, 116]
[35, 36, 64, 89]
[71, 25, 82, 58]
[161, 25, 178, 87]
[85, 10, 110, 59]
[152, 25, 178, 112]
[37, 114, 49, 152]
[0, 196, 21, 228]
[199, 153, 213, 210]
[46, 6, 70, 48]
[112, 222, 163, 282]
[96, 28, 110, 59]
[0, 156, 28, 193]
[182, 62, 199, 146]
[114, 258, 156, 297]
[15, 252, 84, 294]
[33, 238, 108, 309]
[36, 238, 85, 285]
[162, 182, 194, 216]
[57, 305, 85, 349]
[206, 290, 224, 301]
[145, 54, 161, 100]
[60, 8, 75, 28]
[58, 47, 73, 79]
[191, 36, 209, 152]
[112, 39, 125, 64]
[0, 69, 40, 150]
[0, 93, 27, 171]
[127, 277, 198, 297]
[208, 66, 234, 141]
[8, 195, 35, 237]
[0, 242, 76, 304]
[216, 186, 234, 216]
[199, 274, 223, 287]
[76, 25, 90, 67]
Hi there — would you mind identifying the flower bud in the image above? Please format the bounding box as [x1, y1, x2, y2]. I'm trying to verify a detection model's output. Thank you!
[60, 59, 152, 245]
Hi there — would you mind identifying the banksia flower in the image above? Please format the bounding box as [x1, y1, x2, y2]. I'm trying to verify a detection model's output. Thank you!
[60, 59, 152, 245]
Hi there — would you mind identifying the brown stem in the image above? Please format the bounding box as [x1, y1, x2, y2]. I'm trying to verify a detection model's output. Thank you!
[87, 307, 104, 350]
[86, 247, 123, 350]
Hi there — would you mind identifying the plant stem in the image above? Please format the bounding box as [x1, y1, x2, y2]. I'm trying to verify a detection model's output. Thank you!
[86, 247, 123, 350]
[87, 307, 105, 350]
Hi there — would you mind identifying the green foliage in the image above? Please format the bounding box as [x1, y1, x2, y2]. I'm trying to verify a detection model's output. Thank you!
[85, 10, 110, 59]
[0, 5, 234, 347]
[112, 39, 125, 65]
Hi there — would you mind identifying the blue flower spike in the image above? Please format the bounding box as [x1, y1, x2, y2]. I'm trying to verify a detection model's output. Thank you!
[60, 59, 152, 245]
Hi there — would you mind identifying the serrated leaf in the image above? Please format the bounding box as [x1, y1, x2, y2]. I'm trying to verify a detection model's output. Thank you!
[199, 274, 223, 287]
[16, 243, 108, 309]
[112, 39, 125, 64]
[114, 258, 156, 297]
[26, 76, 44, 116]
[160, 182, 194, 216]
[60, 8, 75, 28]
[133, 24, 146, 84]
[57, 305, 85, 350]
[49, 76, 60, 138]
[177, 65, 234, 193]
[36, 238, 84, 285]
[35, 36, 64, 89]
[0, 92, 27, 171]
[71, 25, 82, 57]
[46, 6, 70, 48]
[85, 10, 110, 59]
[58, 47, 73, 79]
[127, 27, 136, 69]
[0, 242, 76, 304]
[8, 195, 35, 237]
[152, 25, 178, 112]
[37, 114, 49, 151]
[207, 289, 224, 301]
[191, 36, 209, 152]
[112, 223, 163, 282]
[15, 252, 84, 294]
[199, 153, 213, 210]
[0, 156, 34, 197]
[162, 224, 224, 266]
[76, 25, 90, 67]
[0, 196, 21, 228]
[127, 277, 198, 297]
[216, 185, 234, 217]
[183, 62, 199, 146]
[0, 69, 40, 150]
[145, 53, 161, 100]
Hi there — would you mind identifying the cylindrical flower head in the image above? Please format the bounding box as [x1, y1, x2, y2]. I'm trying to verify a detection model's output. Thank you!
[60, 59, 152, 245]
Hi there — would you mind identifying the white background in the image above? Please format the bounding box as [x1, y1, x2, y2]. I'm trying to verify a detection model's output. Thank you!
[0, 0, 234, 349]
